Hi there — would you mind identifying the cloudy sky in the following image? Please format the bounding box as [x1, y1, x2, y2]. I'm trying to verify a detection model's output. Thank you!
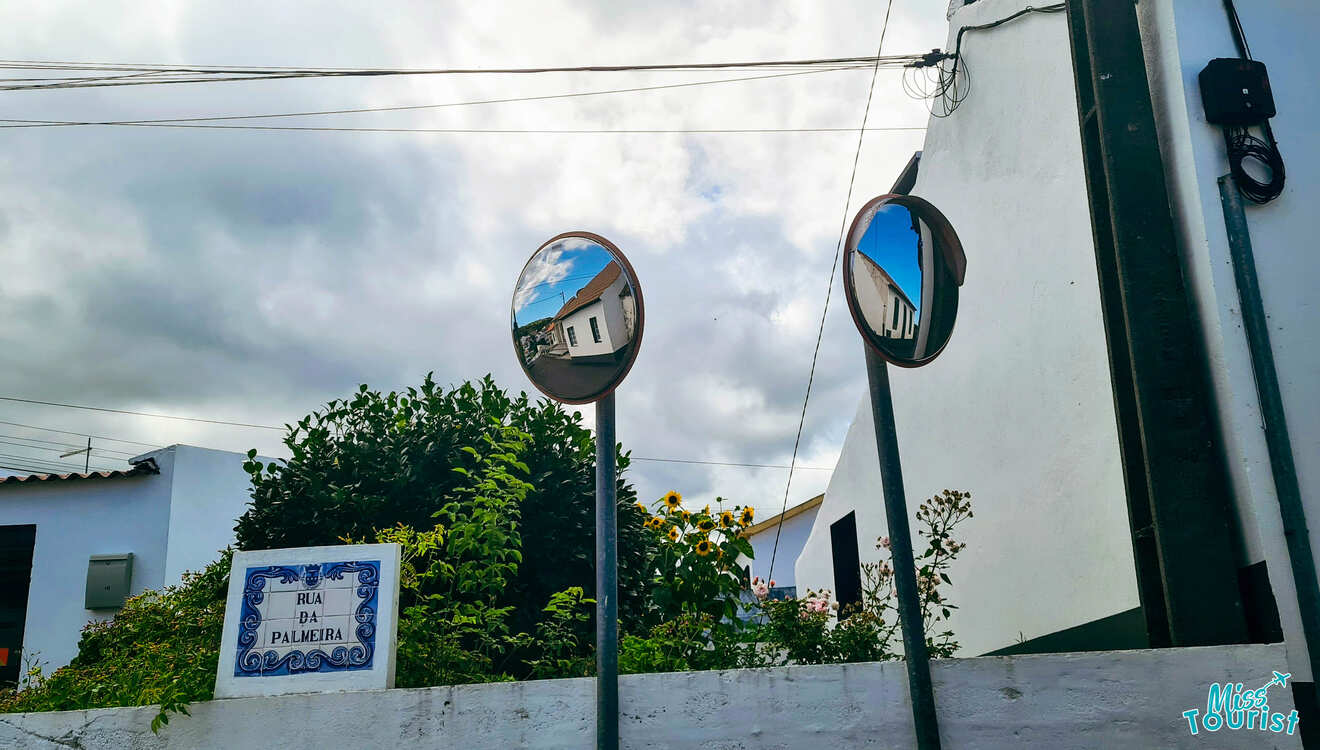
[0, 0, 950, 518]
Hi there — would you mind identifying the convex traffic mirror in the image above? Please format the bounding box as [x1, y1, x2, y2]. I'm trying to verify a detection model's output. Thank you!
[843, 194, 966, 367]
[511, 232, 644, 404]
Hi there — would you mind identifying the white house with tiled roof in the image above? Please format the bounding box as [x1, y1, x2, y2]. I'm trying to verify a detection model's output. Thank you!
[0, 444, 263, 682]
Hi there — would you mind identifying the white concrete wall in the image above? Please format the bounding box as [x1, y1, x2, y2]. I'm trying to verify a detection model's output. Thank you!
[798, 0, 1135, 656]
[0, 644, 1296, 749]
[160, 445, 261, 581]
[0, 467, 173, 672]
[1136, 0, 1320, 682]
[746, 504, 818, 590]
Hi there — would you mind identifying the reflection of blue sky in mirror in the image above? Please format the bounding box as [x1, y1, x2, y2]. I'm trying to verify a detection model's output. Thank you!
[513, 239, 616, 328]
[856, 205, 922, 307]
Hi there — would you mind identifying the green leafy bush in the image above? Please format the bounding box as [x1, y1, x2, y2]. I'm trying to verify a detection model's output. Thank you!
[236, 375, 656, 640]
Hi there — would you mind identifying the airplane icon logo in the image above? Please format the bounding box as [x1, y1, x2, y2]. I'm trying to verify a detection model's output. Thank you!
[1269, 671, 1292, 689]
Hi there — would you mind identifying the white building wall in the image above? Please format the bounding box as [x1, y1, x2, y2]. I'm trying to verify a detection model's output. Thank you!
[0, 445, 260, 672]
[1, 469, 173, 672]
[797, 0, 1136, 656]
[1136, 0, 1320, 680]
[160, 445, 262, 581]
[745, 505, 819, 590]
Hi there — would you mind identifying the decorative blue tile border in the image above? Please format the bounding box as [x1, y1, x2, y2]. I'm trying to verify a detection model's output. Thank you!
[233, 560, 380, 678]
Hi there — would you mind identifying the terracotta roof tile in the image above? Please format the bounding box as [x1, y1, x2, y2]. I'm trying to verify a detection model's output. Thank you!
[553, 262, 623, 321]
[0, 457, 160, 487]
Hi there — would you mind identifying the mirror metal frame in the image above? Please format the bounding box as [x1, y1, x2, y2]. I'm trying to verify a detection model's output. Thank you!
[842, 194, 966, 368]
[511, 230, 646, 405]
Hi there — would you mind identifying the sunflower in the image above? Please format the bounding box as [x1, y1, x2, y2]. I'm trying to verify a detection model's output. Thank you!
[696, 517, 716, 533]
[663, 491, 683, 510]
[694, 539, 713, 556]
[634, 502, 648, 513]
[667, 526, 681, 542]
[645, 516, 665, 530]
[679, 509, 692, 523]
[719, 511, 736, 528]
[739, 507, 755, 526]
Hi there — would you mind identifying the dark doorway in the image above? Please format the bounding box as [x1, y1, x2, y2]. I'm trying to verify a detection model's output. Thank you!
[0, 525, 36, 687]
[831, 512, 863, 613]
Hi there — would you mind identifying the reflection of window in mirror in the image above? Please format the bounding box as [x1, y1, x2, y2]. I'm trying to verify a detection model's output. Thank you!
[568, 326, 578, 347]
[589, 316, 602, 343]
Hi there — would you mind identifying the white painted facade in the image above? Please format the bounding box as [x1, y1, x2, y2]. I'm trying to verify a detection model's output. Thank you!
[799, 0, 1320, 680]
[800, 0, 1132, 658]
[558, 273, 631, 359]
[743, 497, 820, 592]
[0, 445, 262, 673]
[0, 644, 1295, 749]
[853, 252, 917, 342]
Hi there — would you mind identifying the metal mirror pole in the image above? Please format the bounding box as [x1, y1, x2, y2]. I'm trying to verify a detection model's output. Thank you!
[865, 345, 942, 750]
[594, 392, 619, 750]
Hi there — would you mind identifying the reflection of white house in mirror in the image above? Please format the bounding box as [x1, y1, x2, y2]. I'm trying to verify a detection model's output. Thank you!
[546, 261, 636, 361]
[853, 252, 916, 341]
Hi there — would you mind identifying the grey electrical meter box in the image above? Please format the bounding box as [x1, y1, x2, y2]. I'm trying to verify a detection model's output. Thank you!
[85, 553, 134, 609]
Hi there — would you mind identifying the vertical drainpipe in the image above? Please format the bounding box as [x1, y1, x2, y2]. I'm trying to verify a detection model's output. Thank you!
[1218, 176, 1320, 726]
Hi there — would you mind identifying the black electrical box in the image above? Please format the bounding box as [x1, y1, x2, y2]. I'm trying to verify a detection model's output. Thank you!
[1198, 58, 1275, 126]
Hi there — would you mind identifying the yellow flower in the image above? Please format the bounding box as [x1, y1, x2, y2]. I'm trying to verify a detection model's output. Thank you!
[719, 511, 736, 528]
[634, 502, 648, 513]
[679, 509, 692, 523]
[697, 518, 716, 533]
[645, 516, 664, 530]
[667, 526, 681, 542]
[739, 507, 755, 526]
[694, 539, 713, 556]
[663, 491, 683, 509]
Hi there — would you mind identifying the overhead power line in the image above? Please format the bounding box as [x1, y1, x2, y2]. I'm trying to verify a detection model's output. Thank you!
[767, 0, 896, 584]
[0, 67, 868, 127]
[631, 456, 832, 472]
[0, 396, 284, 430]
[0, 54, 926, 92]
[0, 418, 163, 449]
[0, 397, 834, 473]
[0, 122, 927, 136]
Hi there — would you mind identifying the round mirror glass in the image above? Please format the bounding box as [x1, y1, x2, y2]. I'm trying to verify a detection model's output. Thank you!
[843, 195, 965, 367]
[511, 232, 644, 404]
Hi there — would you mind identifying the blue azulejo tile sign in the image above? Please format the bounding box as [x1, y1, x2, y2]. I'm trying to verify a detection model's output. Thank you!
[214, 543, 400, 699]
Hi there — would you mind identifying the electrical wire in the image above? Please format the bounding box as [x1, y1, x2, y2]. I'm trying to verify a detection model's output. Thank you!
[0, 419, 163, 448]
[0, 54, 927, 93]
[0, 66, 873, 128]
[765, 0, 895, 586]
[0, 400, 832, 473]
[1220, 0, 1285, 204]
[0, 122, 927, 136]
[903, 3, 1065, 118]
[631, 457, 831, 471]
[0, 396, 285, 430]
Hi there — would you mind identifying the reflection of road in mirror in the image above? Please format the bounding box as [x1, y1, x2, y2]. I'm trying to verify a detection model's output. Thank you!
[512, 235, 639, 402]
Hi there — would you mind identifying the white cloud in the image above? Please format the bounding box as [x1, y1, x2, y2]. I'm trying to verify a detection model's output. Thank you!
[0, 0, 950, 509]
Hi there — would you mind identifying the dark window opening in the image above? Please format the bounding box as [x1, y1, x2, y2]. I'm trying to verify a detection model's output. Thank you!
[831, 512, 863, 614]
[589, 316, 602, 343]
[0, 525, 36, 688]
[567, 326, 578, 346]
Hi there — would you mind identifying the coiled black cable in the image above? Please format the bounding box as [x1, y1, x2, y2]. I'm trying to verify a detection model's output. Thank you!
[1224, 123, 1286, 204]
[1220, 0, 1285, 204]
